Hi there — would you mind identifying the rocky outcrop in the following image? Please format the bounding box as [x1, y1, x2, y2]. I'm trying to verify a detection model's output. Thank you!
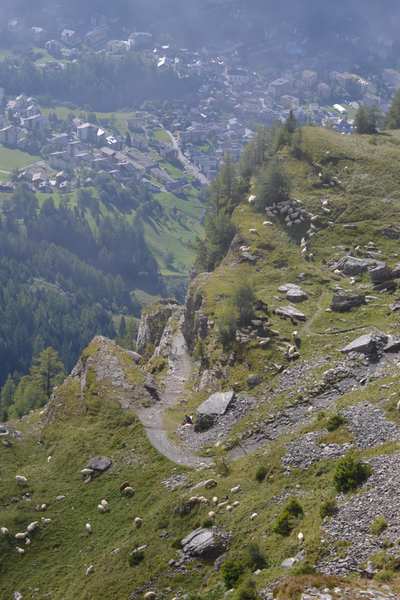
[183, 274, 211, 352]
[330, 292, 366, 312]
[333, 255, 377, 276]
[181, 527, 229, 560]
[45, 336, 155, 424]
[341, 332, 388, 356]
[136, 299, 180, 354]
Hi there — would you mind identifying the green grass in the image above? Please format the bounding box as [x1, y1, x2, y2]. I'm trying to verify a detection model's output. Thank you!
[153, 128, 171, 143]
[0, 147, 40, 172]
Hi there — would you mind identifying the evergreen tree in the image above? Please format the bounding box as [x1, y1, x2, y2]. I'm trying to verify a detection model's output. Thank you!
[255, 160, 291, 211]
[354, 105, 379, 134]
[233, 283, 256, 326]
[386, 90, 400, 129]
[30, 347, 65, 398]
[8, 347, 65, 418]
[285, 110, 298, 134]
[119, 316, 127, 338]
[0, 375, 16, 420]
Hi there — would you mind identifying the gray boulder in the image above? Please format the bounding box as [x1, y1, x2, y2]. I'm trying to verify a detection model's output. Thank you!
[275, 306, 307, 322]
[279, 283, 308, 303]
[197, 391, 235, 417]
[287, 288, 308, 303]
[369, 263, 393, 284]
[181, 527, 228, 559]
[341, 332, 388, 355]
[330, 292, 366, 312]
[334, 256, 375, 276]
[87, 456, 112, 474]
[384, 336, 400, 353]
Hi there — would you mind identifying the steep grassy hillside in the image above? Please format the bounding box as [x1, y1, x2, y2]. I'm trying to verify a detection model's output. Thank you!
[3, 128, 400, 599]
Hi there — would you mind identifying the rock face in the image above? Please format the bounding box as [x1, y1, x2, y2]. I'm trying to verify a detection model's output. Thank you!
[331, 292, 365, 312]
[136, 300, 180, 354]
[341, 332, 388, 355]
[45, 336, 155, 424]
[197, 391, 235, 417]
[275, 306, 307, 322]
[183, 274, 211, 352]
[333, 256, 377, 276]
[181, 527, 228, 559]
[369, 262, 393, 284]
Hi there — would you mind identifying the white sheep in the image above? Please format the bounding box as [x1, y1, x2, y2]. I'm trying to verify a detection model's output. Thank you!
[226, 505, 233, 512]
[41, 518, 52, 525]
[230, 485, 241, 494]
[85, 523, 92, 534]
[250, 512, 258, 520]
[208, 511, 216, 519]
[98, 499, 110, 513]
[0, 527, 9, 536]
[86, 565, 95, 576]
[134, 517, 143, 529]
[27, 522, 39, 533]
[15, 532, 28, 540]
[15, 475, 28, 486]
[298, 532, 304, 543]
[16, 547, 25, 555]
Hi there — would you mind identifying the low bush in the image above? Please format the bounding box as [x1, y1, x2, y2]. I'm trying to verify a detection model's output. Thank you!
[334, 454, 372, 493]
[235, 577, 258, 600]
[273, 498, 304, 536]
[370, 516, 388, 536]
[320, 498, 338, 519]
[255, 465, 268, 483]
[246, 543, 268, 570]
[222, 559, 244, 588]
[326, 414, 346, 432]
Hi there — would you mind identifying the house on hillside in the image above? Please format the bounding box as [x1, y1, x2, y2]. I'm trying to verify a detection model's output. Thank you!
[0, 125, 17, 146]
[77, 123, 99, 143]
[61, 29, 80, 47]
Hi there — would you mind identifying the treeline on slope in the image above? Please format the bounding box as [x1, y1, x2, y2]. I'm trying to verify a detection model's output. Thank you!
[197, 87, 400, 275]
[195, 119, 297, 273]
[0, 347, 65, 420]
[0, 182, 162, 394]
[0, 53, 200, 112]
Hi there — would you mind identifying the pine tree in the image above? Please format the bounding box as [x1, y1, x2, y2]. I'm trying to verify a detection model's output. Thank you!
[386, 90, 400, 129]
[255, 160, 291, 211]
[285, 110, 297, 134]
[30, 347, 65, 399]
[0, 375, 16, 420]
[119, 316, 127, 338]
[354, 105, 379, 134]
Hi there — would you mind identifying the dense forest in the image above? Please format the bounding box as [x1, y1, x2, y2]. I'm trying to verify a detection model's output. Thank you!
[0, 181, 163, 394]
[0, 53, 200, 112]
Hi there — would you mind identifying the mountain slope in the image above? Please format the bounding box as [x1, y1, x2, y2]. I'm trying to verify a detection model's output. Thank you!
[3, 127, 400, 599]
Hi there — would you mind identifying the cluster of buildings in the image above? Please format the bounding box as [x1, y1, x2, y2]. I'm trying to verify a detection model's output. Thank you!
[3, 14, 400, 182]
[0, 94, 194, 197]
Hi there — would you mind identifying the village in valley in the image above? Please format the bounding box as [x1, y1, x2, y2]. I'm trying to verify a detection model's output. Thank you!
[1, 11, 400, 192]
